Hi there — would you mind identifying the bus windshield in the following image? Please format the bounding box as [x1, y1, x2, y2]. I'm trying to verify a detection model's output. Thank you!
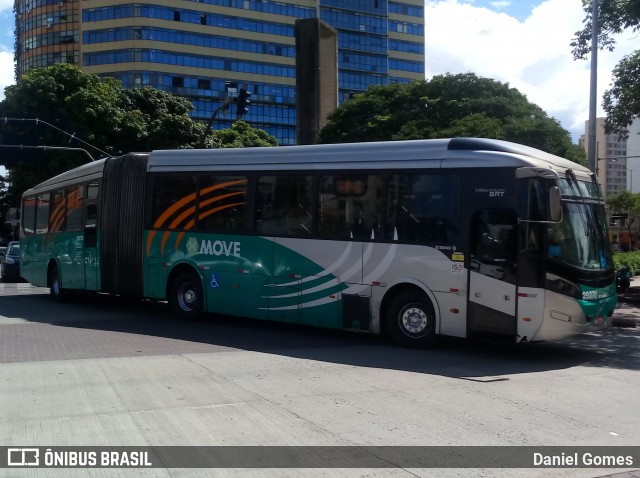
[546, 177, 612, 272]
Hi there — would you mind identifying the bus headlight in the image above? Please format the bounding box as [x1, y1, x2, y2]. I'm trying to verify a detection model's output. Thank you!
[546, 273, 581, 299]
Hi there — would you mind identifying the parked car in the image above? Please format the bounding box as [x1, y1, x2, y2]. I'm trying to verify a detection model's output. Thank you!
[0, 241, 21, 282]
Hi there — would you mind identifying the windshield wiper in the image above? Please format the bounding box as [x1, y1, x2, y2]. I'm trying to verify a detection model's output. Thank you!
[565, 170, 591, 238]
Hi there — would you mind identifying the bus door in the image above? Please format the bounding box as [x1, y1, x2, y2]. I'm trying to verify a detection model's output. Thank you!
[84, 182, 100, 290]
[467, 209, 518, 339]
[61, 185, 85, 289]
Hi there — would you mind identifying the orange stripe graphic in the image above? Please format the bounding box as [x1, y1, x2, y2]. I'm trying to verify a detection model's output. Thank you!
[147, 179, 247, 256]
[173, 204, 244, 252]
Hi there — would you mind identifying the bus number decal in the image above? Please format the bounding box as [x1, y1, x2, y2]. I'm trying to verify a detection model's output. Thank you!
[582, 290, 599, 300]
[451, 263, 464, 274]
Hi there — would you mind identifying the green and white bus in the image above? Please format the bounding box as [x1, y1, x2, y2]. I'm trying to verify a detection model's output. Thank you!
[20, 138, 617, 346]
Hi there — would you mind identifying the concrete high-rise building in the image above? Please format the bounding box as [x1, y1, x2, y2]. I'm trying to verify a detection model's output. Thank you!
[15, 0, 425, 145]
[626, 118, 640, 192]
[580, 117, 627, 198]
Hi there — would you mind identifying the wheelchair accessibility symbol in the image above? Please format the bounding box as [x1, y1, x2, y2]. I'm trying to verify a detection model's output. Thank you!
[209, 273, 220, 288]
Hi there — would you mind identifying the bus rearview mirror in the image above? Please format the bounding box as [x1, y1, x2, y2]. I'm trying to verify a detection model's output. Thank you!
[549, 186, 562, 222]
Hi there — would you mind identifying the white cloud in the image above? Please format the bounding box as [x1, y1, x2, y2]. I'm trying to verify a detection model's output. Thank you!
[489, 1, 511, 9]
[0, 0, 12, 13]
[424, 0, 637, 141]
[0, 49, 14, 100]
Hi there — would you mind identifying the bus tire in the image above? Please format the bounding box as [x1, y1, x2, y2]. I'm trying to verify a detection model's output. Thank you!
[170, 271, 204, 320]
[385, 289, 437, 348]
[49, 265, 65, 302]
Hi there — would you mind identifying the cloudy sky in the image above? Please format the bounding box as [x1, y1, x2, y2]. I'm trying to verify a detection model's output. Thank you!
[0, 0, 636, 142]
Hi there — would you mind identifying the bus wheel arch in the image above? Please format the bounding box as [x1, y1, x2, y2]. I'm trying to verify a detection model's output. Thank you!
[167, 264, 206, 320]
[47, 260, 64, 301]
[380, 283, 439, 347]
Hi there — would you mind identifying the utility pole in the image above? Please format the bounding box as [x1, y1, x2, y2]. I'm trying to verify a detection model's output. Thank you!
[587, 0, 599, 173]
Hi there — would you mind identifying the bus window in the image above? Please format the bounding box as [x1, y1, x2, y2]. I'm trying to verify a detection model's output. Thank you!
[67, 185, 84, 231]
[87, 182, 99, 200]
[386, 173, 459, 244]
[197, 176, 248, 233]
[318, 175, 383, 240]
[35, 193, 51, 234]
[150, 176, 197, 230]
[256, 175, 313, 236]
[22, 196, 36, 236]
[50, 190, 66, 233]
[86, 204, 98, 227]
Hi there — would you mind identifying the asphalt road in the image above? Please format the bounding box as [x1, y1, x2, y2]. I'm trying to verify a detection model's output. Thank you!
[0, 282, 639, 478]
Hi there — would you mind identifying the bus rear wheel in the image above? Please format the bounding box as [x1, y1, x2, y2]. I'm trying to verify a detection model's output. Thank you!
[49, 265, 65, 302]
[170, 271, 204, 320]
[385, 289, 437, 347]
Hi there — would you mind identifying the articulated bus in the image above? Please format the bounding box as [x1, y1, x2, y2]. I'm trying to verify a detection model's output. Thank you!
[20, 138, 617, 346]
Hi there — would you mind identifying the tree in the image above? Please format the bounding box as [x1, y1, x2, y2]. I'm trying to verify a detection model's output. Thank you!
[205, 121, 277, 148]
[317, 74, 585, 164]
[1, 64, 206, 158]
[0, 64, 276, 204]
[572, 0, 640, 134]
[606, 190, 640, 249]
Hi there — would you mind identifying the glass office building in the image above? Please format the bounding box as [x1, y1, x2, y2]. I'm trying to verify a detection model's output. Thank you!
[15, 0, 424, 145]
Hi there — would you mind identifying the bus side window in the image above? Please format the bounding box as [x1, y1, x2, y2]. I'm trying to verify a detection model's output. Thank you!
[35, 193, 50, 235]
[66, 185, 84, 231]
[85, 204, 98, 247]
[386, 173, 459, 244]
[197, 175, 248, 234]
[22, 196, 37, 236]
[256, 175, 313, 236]
[86, 204, 98, 226]
[50, 190, 66, 233]
[87, 182, 99, 200]
[150, 175, 197, 231]
[318, 175, 383, 240]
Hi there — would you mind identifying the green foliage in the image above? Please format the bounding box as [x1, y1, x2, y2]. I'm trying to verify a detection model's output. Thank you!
[602, 50, 640, 133]
[0, 64, 205, 159]
[205, 121, 278, 148]
[606, 189, 640, 214]
[572, 0, 640, 134]
[116, 87, 205, 152]
[317, 74, 583, 164]
[0, 64, 277, 206]
[571, 0, 640, 60]
[613, 251, 640, 275]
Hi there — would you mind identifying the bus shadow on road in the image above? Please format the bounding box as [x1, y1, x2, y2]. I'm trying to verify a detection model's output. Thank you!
[1, 292, 638, 377]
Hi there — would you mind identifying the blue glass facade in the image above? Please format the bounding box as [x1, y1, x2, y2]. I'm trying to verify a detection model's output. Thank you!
[16, 0, 424, 145]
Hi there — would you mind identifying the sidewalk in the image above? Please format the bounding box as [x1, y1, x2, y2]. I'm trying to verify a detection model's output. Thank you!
[616, 276, 640, 306]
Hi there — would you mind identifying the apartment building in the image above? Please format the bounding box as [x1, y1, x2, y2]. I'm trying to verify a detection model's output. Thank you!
[15, 0, 425, 145]
[580, 117, 627, 198]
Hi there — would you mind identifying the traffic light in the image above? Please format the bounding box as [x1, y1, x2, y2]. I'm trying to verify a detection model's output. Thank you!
[235, 86, 251, 120]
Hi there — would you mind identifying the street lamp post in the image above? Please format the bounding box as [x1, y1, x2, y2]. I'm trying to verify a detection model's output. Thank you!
[200, 97, 232, 147]
[587, 0, 599, 173]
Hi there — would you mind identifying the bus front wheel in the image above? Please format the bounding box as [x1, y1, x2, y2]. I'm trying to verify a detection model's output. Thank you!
[170, 271, 204, 320]
[385, 289, 437, 347]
